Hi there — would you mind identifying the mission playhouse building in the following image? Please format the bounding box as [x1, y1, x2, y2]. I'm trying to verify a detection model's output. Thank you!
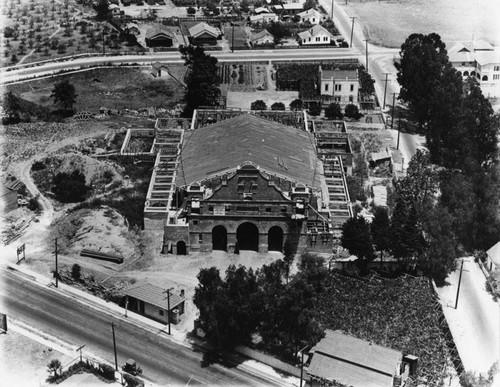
[141, 110, 352, 255]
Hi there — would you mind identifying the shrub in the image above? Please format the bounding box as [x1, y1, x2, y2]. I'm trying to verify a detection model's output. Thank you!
[123, 373, 144, 387]
[71, 263, 82, 281]
[187, 6, 196, 14]
[289, 99, 302, 111]
[344, 104, 362, 119]
[98, 363, 115, 381]
[250, 100, 267, 110]
[28, 197, 40, 212]
[487, 267, 500, 299]
[308, 102, 322, 116]
[53, 170, 88, 203]
[271, 102, 285, 110]
[32, 160, 46, 171]
[324, 103, 343, 120]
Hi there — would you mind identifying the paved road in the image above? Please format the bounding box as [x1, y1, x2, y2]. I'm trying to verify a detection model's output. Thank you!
[0, 267, 285, 386]
[0, 48, 356, 84]
[435, 259, 500, 374]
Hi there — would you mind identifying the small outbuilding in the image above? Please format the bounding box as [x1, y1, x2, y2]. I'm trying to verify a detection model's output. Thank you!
[306, 330, 417, 387]
[486, 241, 500, 271]
[123, 281, 186, 325]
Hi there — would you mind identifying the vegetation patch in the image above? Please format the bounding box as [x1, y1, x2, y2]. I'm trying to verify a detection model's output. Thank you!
[316, 273, 454, 386]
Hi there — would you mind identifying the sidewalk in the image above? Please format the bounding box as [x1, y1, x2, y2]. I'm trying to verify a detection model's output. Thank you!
[435, 258, 500, 375]
[5, 262, 300, 386]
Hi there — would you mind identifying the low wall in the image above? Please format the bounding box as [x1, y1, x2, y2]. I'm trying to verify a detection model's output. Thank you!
[234, 346, 302, 378]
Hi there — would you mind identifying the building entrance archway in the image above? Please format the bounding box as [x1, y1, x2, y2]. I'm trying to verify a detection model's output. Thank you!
[268, 226, 284, 252]
[212, 225, 228, 251]
[176, 241, 187, 255]
[236, 222, 259, 252]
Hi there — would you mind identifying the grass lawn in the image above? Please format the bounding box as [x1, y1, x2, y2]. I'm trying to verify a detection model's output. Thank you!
[346, 0, 500, 48]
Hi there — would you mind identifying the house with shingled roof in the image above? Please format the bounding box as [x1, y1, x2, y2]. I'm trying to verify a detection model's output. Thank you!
[297, 8, 324, 25]
[250, 29, 275, 46]
[145, 25, 176, 47]
[188, 22, 220, 46]
[298, 25, 334, 46]
[123, 281, 185, 325]
[306, 330, 417, 387]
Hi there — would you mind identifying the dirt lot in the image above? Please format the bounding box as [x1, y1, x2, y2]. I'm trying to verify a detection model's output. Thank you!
[7, 67, 184, 113]
[346, 0, 500, 48]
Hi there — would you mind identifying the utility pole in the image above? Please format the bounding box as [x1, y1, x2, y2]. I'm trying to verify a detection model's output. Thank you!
[298, 345, 309, 387]
[331, 0, 334, 19]
[124, 296, 128, 318]
[164, 287, 174, 335]
[76, 344, 85, 363]
[382, 73, 390, 109]
[364, 39, 369, 72]
[231, 22, 234, 53]
[455, 259, 467, 309]
[391, 92, 397, 129]
[111, 322, 118, 371]
[102, 30, 106, 56]
[396, 112, 401, 150]
[54, 237, 58, 288]
[349, 17, 356, 48]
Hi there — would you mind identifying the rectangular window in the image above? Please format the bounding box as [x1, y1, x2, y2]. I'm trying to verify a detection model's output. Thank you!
[159, 310, 164, 316]
[316, 37, 320, 42]
[323, 36, 328, 41]
[198, 233, 203, 243]
[494, 74, 500, 80]
[350, 84, 354, 91]
[308, 37, 311, 42]
[494, 66, 500, 71]
[349, 96, 354, 102]
[325, 84, 329, 91]
[193, 220, 199, 225]
[335, 84, 341, 91]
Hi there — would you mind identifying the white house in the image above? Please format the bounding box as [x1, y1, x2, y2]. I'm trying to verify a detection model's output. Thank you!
[447, 40, 500, 98]
[250, 29, 274, 46]
[298, 24, 333, 46]
[249, 13, 279, 24]
[297, 8, 324, 24]
[486, 241, 500, 271]
[319, 67, 359, 105]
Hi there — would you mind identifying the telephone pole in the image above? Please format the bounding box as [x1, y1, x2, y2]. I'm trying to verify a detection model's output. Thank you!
[164, 287, 174, 335]
[391, 92, 397, 129]
[111, 322, 118, 371]
[331, 0, 334, 19]
[231, 22, 235, 53]
[455, 260, 468, 309]
[396, 112, 401, 150]
[349, 17, 356, 48]
[382, 73, 390, 109]
[364, 39, 369, 72]
[54, 237, 58, 288]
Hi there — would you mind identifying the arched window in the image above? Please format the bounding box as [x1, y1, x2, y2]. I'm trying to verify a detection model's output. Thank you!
[236, 222, 259, 252]
[482, 75, 488, 81]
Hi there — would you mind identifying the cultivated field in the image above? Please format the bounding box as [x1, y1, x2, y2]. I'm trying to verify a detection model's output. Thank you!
[346, 0, 500, 48]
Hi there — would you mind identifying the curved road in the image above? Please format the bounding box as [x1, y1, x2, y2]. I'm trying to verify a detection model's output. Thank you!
[0, 267, 289, 386]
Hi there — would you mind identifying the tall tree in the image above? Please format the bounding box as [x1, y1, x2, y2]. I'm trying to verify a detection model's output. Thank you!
[51, 79, 77, 111]
[180, 46, 220, 117]
[341, 217, 375, 272]
[371, 206, 391, 261]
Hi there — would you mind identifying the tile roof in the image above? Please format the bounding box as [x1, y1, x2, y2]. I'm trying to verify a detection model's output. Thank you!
[307, 330, 402, 387]
[188, 22, 219, 38]
[124, 281, 185, 311]
[298, 25, 333, 40]
[322, 69, 358, 81]
[177, 113, 320, 187]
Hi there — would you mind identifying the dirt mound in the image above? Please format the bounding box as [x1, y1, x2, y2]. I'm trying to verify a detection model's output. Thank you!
[49, 207, 139, 260]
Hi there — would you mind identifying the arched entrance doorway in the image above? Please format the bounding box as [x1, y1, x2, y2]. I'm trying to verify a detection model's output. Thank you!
[482, 75, 489, 81]
[176, 241, 187, 255]
[236, 222, 259, 252]
[212, 225, 228, 251]
[268, 226, 284, 252]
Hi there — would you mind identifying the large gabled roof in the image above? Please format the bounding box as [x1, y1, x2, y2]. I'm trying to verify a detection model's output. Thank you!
[177, 113, 319, 187]
[124, 281, 184, 311]
[298, 25, 334, 40]
[307, 330, 402, 387]
[188, 22, 219, 38]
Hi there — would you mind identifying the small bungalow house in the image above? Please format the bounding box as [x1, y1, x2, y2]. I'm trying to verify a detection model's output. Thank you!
[253, 6, 271, 14]
[306, 330, 417, 387]
[188, 22, 220, 46]
[297, 8, 324, 24]
[145, 26, 175, 47]
[124, 281, 186, 325]
[319, 67, 359, 105]
[249, 13, 279, 24]
[274, 2, 304, 15]
[125, 23, 140, 36]
[298, 25, 334, 46]
[251, 29, 274, 46]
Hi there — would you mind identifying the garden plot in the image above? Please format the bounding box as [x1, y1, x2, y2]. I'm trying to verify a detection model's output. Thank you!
[219, 63, 268, 91]
[346, 0, 500, 48]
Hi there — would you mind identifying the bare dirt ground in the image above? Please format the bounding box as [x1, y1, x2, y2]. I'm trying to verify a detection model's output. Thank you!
[346, 0, 500, 48]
